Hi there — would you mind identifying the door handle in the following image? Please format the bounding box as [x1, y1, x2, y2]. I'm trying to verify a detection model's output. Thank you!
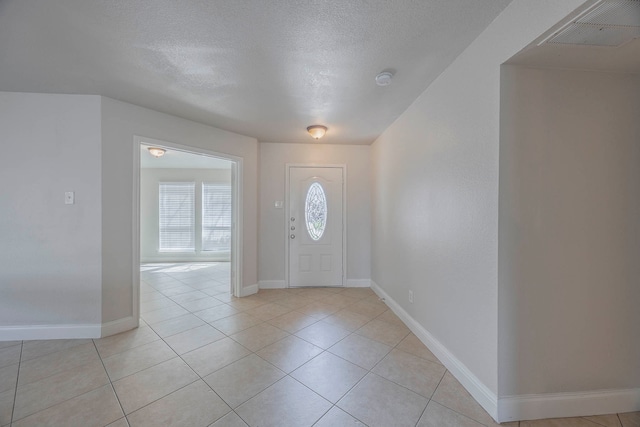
[290, 217, 295, 222]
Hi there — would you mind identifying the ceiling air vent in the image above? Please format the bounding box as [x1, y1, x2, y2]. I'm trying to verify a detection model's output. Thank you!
[543, 0, 640, 47]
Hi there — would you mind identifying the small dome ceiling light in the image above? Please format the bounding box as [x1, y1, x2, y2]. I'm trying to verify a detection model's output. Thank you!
[375, 71, 394, 86]
[148, 147, 166, 158]
[307, 125, 327, 140]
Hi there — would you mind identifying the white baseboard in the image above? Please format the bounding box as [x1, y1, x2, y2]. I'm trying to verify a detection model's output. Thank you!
[498, 388, 640, 422]
[239, 283, 259, 297]
[370, 280, 499, 422]
[101, 316, 138, 338]
[346, 279, 371, 288]
[258, 280, 286, 289]
[0, 323, 102, 341]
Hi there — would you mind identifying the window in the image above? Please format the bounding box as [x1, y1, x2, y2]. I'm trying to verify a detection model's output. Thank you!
[202, 183, 232, 252]
[305, 182, 327, 241]
[159, 182, 195, 252]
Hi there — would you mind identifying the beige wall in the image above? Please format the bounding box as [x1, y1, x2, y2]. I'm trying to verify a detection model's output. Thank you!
[140, 168, 231, 262]
[499, 66, 640, 396]
[370, 0, 587, 418]
[258, 143, 371, 285]
[0, 92, 102, 336]
[101, 97, 259, 324]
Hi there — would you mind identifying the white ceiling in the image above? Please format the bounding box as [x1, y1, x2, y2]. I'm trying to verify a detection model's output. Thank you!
[140, 144, 232, 169]
[0, 0, 512, 145]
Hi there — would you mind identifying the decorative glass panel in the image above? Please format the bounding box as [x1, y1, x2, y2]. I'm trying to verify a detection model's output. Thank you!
[305, 182, 327, 241]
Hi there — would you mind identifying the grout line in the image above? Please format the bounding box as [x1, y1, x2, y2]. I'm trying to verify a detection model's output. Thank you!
[91, 340, 128, 423]
[9, 341, 23, 425]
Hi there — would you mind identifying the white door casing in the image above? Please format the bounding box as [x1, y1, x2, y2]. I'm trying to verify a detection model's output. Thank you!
[287, 166, 344, 287]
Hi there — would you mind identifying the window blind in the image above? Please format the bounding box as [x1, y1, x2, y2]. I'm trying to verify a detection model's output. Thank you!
[202, 183, 232, 252]
[159, 182, 195, 252]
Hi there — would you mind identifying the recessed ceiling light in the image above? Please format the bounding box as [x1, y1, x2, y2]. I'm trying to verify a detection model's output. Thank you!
[375, 71, 394, 86]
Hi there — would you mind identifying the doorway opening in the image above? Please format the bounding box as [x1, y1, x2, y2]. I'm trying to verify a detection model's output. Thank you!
[133, 136, 243, 324]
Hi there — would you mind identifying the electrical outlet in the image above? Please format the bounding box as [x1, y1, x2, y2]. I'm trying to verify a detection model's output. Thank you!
[409, 290, 414, 303]
[65, 191, 75, 205]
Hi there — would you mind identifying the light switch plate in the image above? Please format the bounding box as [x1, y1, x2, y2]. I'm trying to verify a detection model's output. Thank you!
[65, 191, 75, 205]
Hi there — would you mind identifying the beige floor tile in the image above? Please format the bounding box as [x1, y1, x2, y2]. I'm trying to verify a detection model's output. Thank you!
[431, 371, 501, 426]
[12, 384, 123, 427]
[236, 376, 331, 427]
[338, 373, 428, 427]
[273, 295, 315, 310]
[256, 335, 323, 373]
[376, 309, 406, 327]
[313, 406, 366, 427]
[210, 313, 262, 335]
[94, 326, 160, 359]
[13, 358, 109, 421]
[178, 296, 225, 312]
[322, 309, 372, 332]
[20, 339, 91, 362]
[521, 417, 604, 426]
[294, 320, 351, 349]
[106, 418, 130, 427]
[295, 300, 341, 320]
[113, 357, 199, 414]
[18, 342, 99, 386]
[139, 290, 165, 302]
[253, 289, 289, 301]
[140, 296, 178, 314]
[619, 412, 640, 427]
[226, 297, 268, 311]
[140, 304, 189, 324]
[396, 333, 442, 365]
[296, 288, 334, 300]
[340, 287, 376, 299]
[209, 411, 249, 426]
[211, 291, 234, 301]
[182, 337, 251, 377]
[372, 348, 446, 398]
[348, 299, 388, 318]
[0, 341, 21, 350]
[229, 323, 289, 352]
[150, 313, 205, 338]
[584, 414, 623, 426]
[356, 318, 409, 347]
[159, 284, 197, 297]
[248, 302, 294, 321]
[127, 380, 230, 427]
[204, 354, 285, 408]
[0, 389, 13, 426]
[0, 363, 18, 393]
[165, 324, 226, 355]
[0, 345, 22, 369]
[268, 311, 319, 333]
[169, 290, 209, 304]
[317, 293, 361, 308]
[417, 400, 486, 427]
[291, 351, 367, 403]
[328, 333, 391, 370]
[194, 304, 241, 323]
[102, 340, 176, 381]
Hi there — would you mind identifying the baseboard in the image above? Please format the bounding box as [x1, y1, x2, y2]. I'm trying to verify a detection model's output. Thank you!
[498, 388, 640, 422]
[370, 280, 499, 422]
[240, 283, 259, 297]
[0, 323, 102, 341]
[258, 280, 286, 289]
[101, 316, 138, 338]
[346, 279, 371, 288]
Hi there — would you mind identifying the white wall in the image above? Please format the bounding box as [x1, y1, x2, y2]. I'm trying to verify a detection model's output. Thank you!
[140, 168, 231, 262]
[499, 67, 640, 400]
[370, 0, 586, 418]
[101, 97, 259, 324]
[0, 92, 102, 337]
[258, 143, 371, 286]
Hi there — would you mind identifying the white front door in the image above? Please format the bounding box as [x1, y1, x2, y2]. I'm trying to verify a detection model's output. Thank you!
[288, 166, 344, 287]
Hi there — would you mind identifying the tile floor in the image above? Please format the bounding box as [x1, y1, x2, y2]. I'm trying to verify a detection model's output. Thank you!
[0, 262, 638, 426]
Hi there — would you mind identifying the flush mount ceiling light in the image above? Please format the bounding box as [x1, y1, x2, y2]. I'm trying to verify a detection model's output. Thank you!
[375, 71, 394, 86]
[147, 147, 166, 158]
[307, 125, 328, 140]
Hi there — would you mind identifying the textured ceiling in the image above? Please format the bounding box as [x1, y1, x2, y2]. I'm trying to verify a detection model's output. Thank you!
[0, 0, 512, 144]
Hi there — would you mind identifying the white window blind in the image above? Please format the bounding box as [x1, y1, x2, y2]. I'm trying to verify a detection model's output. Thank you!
[202, 183, 232, 253]
[159, 182, 195, 252]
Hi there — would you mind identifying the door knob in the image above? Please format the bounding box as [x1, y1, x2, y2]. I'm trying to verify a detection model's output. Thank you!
[290, 226, 295, 231]
[290, 234, 295, 239]
[291, 217, 295, 222]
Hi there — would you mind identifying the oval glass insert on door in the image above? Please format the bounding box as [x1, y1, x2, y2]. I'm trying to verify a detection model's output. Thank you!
[304, 182, 327, 241]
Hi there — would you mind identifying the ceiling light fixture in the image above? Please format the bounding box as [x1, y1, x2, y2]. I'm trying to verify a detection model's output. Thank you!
[148, 147, 166, 158]
[375, 71, 393, 86]
[307, 125, 327, 140]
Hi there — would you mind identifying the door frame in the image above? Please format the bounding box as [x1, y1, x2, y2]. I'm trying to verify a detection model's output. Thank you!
[284, 163, 347, 288]
[133, 136, 244, 306]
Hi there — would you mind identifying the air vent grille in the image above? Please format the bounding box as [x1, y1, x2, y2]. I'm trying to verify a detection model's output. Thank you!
[545, 0, 640, 47]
